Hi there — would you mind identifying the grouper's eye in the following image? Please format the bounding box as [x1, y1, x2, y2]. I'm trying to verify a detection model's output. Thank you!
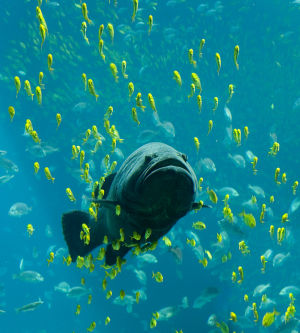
[144, 153, 158, 164]
[144, 155, 152, 163]
[181, 153, 188, 162]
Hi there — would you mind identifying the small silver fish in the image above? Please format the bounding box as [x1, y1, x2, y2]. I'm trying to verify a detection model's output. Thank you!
[152, 112, 175, 139]
[279, 285, 300, 296]
[0, 157, 18, 173]
[242, 198, 258, 212]
[217, 187, 239, 198]
[67, 286, 90, 298]
[223, 105, 232, 123]
[197, 158, 216, 173]
[262, 249, 274, 260]
[245, 150, 255, 162]
[25, 143, 59, 158]
[113, 295, 135, 313]
[288, 197, 300, 215]
[137, 129, 159, 144]
[133, 269, 147, 285]
[207, 314, 217, 326]
[54, 281, 70, 294]
[193, 287, 219, 309]
[223, 125, 233, 147]
[15, 298, 44, 313]
[248, 184, 265, 198]
[8, 202, 32, 217]
[13, 270, 44, 283]
[0, 174, 14, 184]
[47, 0, 60, 6]
[273, 253, 290, 267]
[218, 218, 244, 236]
[45, 224, 53, 238]
[228, 153, 246, 168]
[72, 102, 89, 113]
[137, 254, 158, 266]
[259, 297, 276, 311]
[253, 283, 271, 297]
[292, 96, 300, 110]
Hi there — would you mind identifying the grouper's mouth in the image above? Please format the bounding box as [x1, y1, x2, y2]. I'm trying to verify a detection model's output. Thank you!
[134, 158, 196, 222]
[140, 157, 190, 186]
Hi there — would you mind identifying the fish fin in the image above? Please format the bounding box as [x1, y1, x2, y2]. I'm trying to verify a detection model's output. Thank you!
[102, 173, 116, 199]
[62, 210, 103, 261]
[105, 243, 131, 266]
[181, 296, 189, 309]
[192, 202, 211, 210]
[126, 304, 133, 313]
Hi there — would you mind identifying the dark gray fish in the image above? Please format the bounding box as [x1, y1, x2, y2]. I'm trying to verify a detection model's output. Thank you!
[275, 318, 299, 332]
[193, 287, 219, 309]
[217, 219, 245, 237]
[62, 142, 207, 265]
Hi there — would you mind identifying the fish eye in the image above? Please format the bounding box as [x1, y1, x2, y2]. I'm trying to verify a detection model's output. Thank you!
[181, 153, 188, 162]
[144, 155, 152, 163]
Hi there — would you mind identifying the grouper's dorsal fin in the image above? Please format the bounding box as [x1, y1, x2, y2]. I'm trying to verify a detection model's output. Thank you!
[101, 173, 116, 199]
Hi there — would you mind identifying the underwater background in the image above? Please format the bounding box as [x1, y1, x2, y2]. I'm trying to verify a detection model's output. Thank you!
[1, 0, 300, 332]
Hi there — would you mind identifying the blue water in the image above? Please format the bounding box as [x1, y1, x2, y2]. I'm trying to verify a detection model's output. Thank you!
[1, 0, 300, 332]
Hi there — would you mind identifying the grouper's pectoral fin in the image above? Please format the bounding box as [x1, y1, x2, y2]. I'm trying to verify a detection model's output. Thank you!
[192, 202, 211, 210]
[105, 243, 131, 266]
[62, 210, 104, 262]
[101, 173, 116, 199]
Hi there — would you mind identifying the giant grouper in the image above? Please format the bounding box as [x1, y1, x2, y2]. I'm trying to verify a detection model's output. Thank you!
[62, 142, 208, 266]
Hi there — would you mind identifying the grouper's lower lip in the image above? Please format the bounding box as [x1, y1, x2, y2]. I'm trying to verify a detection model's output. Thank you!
[135, 158, 190, 191]
[142, 165, 193, 186]
[144, 158, 189, 178]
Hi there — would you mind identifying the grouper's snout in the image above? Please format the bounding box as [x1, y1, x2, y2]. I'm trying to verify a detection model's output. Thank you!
[140, 162, 196, 220]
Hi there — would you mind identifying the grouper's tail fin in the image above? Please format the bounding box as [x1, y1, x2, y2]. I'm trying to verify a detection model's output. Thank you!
[62, 210, 103, 262]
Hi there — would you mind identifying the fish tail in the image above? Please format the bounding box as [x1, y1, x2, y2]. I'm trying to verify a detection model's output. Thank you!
[62, 210, 105, 261]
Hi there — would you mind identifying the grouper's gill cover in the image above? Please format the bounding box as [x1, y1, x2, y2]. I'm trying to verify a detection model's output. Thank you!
[62, 142, 202, 265]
